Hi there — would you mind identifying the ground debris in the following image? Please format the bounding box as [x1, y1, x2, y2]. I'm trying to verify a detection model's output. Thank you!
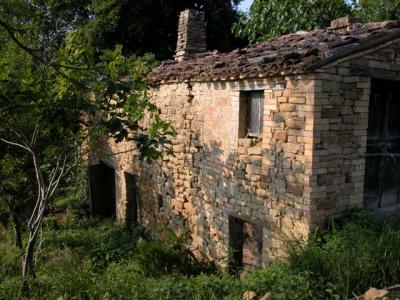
[243, 290, 257, 300]
[351, 285, 400, 300]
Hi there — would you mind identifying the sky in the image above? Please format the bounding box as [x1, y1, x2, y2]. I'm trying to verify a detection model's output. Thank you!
[238, 0, 253, 12]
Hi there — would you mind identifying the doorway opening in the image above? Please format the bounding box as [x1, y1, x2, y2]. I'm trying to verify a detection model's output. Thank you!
[124, 172, 138, 228]
[229, 216, 263, 272]
[364, 79, 400, 209]
[88, 162, 116, 217]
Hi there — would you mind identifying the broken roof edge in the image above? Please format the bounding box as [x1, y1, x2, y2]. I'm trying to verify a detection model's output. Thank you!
[147, 20, 400, 85]
[312, 30, 400, 70]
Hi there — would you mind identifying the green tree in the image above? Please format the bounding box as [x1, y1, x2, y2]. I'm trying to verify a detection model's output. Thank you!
[1, 0, 246, 59]
[0, 0, 174, 281]
[233, 0, 351, 43]
[86, 0, 246, 60]
[0, 149, 35, 249]
[352, 0, 400, 22]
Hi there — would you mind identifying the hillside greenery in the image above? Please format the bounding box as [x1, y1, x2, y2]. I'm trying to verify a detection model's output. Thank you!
[1, 205, 400, 299]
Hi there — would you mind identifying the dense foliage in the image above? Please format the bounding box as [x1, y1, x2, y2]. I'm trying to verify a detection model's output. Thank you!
[87, 0, 246, 59]
[0, 0, 175, 278]
[0, 147, 34, 248]
[1, 209, 400, 299]
[286, 212, 400, 298]
[233, 0, 351, 43]
[1, 0, 245, 60]
[233, 0, 400, 43]
[352, 0, 400, 22]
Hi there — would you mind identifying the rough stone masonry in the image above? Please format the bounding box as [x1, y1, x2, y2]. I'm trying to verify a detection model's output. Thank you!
[91, 10, 400, 268]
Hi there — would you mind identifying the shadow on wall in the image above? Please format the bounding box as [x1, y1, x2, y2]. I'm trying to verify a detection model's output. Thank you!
[86, 78, 313, 270]
[183, 138, 276, 270]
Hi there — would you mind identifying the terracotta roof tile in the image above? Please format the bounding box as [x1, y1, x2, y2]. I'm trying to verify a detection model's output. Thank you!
[148, 20, 400, 84]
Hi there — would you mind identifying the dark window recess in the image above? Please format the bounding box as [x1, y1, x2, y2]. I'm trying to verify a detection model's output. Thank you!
[158, 194, 163, 210]
[364, 79, 400, 209]
[229, 217, 244, 272]
[239, 91, 264, 138]
[88, 163, 116, 218]
[229, 216, 263, 273]
[125, 172, 138, 228]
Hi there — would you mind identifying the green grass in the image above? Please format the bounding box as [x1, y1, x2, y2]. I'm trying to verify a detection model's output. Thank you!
[285, 212, 400, 299]
[1, 211, 400, 299]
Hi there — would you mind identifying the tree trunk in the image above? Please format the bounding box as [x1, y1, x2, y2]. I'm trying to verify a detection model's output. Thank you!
[22, 196, 46, 280]
[11, 213, 23, 249]
[22, 229, 38, 278]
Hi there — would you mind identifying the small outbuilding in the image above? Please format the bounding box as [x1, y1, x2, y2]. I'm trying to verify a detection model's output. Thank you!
[91, 10, 400, 268]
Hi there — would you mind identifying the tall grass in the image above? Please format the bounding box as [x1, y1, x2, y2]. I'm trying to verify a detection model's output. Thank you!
[285, 212, 400, 298]
[1, 211, 400, 299]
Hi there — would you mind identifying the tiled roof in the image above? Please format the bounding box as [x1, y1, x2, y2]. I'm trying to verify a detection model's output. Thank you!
[148, 20, 400, 84]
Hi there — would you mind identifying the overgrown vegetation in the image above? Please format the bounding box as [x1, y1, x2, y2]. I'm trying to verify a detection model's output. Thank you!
[0, 0, 175, 279]
[1, 1, 400, 299]
[286, 212, 400, 299]
[233, 0, 400, 43]
[1, 209, 400, 299]
[233, 0, 351, 43]
[352, 0, 400, 22]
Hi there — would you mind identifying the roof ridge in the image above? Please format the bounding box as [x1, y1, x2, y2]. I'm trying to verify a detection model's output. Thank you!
[148, 20, 400, 84]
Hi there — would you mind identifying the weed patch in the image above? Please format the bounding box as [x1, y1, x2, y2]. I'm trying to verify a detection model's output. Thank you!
[1, 211, 400, 299]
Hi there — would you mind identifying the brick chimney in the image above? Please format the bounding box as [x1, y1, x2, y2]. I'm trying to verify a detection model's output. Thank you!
[175, 9, 207, 61]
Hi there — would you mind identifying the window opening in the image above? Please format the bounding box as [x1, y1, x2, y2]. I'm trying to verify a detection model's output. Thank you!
[239, 91, 264, 138]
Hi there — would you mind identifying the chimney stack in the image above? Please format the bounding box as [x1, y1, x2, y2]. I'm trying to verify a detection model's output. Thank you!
[175, 9, 207, 61]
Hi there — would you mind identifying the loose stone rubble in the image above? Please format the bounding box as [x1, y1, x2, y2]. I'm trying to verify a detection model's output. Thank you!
[352, 286, 400, 300]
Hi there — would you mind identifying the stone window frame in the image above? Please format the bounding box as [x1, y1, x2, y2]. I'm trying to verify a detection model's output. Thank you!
[228, 80, 285, 153]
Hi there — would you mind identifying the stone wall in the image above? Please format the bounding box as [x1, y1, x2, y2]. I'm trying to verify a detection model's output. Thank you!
[93, 39, 400, 267]
[94, 75, 319, 267]
[310, 38, 400, 223]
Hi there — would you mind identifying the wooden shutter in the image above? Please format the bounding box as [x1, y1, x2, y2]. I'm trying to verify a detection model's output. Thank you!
[364, 79, 400, 209]
[247, 91, 264, 135]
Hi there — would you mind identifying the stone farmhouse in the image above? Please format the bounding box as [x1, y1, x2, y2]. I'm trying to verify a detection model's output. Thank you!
[89, 9, 400, 269]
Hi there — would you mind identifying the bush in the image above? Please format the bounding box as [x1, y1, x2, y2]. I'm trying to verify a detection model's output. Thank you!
[133, 232, 214, 277]
[91, 265, 241, 300]
[0, 277, 23, 300]
[2, 210, 400, 300]
[26, 254, 96, 299]
[0, 232, 22, 283]
[88, 225, 143, 270]
[0, 231, 23, 300]
[242, 263, 316, 300]
[285, 212, 400, 298]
